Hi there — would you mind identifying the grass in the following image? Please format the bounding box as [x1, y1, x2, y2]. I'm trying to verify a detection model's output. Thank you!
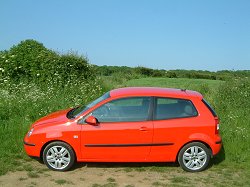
[27, 171, 39, 178]
[106, 177, 116, 183]
[92, 183, 118, 187]
[18, 177, 27, 181]
[54, 179, 67, 185]
[0, 79, 104, 175]
[0, 74, 250, 186]
[53, 179, 75, 185]
[126, 77, 250, 160]
[124, 77, 250, 185]
[125, 77, 224, 88]
[170, 176, 189, 183]
[152, 181, 166, 186]
[124, 77, 225, 105]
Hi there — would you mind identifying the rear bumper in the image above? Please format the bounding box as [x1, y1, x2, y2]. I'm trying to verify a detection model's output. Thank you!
[212, 135, 222, 156]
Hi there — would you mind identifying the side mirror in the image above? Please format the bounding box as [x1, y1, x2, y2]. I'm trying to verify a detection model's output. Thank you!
[85, 116, 98, 126]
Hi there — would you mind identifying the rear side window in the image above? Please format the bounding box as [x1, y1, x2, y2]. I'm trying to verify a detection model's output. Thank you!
[202, 99, 217, 117]
[154, 97, 198, 120]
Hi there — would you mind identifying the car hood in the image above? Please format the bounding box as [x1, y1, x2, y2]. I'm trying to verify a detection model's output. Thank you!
[31, 108, 72, 127]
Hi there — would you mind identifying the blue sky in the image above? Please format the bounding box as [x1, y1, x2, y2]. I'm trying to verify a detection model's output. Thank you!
[1, 0, 250, 71]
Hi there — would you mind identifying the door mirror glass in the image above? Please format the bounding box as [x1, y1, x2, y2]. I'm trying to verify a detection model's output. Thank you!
[85, 116, 98, 125]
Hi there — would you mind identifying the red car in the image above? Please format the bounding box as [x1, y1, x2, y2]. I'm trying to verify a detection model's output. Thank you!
[24, 87, 222, 172]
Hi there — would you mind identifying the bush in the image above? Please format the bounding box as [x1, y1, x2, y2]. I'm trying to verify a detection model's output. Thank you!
[134, 66, 154, 76]
[0, 40, 94, 85]
[165, 71, 177, 78]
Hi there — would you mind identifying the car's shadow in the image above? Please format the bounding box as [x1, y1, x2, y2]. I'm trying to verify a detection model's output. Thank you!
[34, 145, 225, 171]
[211, 145, 225, 165]
[71, 162, 179, 171]
[71, 146, 225, 171]
[206, 145, 225, 169]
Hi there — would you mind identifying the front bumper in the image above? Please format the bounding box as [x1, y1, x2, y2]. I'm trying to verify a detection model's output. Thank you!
[23, 140, 35, 146]
[23, 137, 40, 157]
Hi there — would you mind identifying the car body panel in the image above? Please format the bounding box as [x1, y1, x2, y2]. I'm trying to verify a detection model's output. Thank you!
[80, 121, 153, 161]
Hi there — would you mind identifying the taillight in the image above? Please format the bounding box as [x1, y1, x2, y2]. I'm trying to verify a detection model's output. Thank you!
[215, 117, 220, 134]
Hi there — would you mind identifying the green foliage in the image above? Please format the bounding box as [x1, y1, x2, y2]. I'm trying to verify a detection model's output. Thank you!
[0, 39, 249, 183]
[134, 66, 155, 76]
[215, 78, 250, 163]
[0, 39, 94, 85]
[0, 79, 104, 175]
[94, 65, 134, 76]
[0, 39, 105, 175]
[95, 65, 250, 81]
[124, 76, 250, 167]
[125, 77, 223, 96]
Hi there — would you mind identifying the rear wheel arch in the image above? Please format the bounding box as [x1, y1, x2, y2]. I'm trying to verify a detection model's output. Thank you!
[176, 140, 212, 162]
[176, 141, 212, 172]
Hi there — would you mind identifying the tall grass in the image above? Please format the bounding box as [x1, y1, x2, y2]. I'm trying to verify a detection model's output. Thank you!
[0, 79, 105, 175]
[215, 78, 250, 165]
[124, 76, 250, 169]
[0, 75, 249, 176]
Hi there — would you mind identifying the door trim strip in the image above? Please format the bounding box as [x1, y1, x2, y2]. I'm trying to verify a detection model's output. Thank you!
[84, 142, 174, 147]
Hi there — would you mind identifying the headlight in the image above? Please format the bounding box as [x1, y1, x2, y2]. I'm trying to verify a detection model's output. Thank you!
[27, 128, 34, 137]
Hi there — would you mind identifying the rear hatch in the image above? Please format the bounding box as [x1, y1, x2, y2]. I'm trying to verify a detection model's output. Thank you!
[202, 99, 220, 134]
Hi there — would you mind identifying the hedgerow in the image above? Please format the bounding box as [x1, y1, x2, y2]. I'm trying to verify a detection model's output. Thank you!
[0, 39, 94, 85]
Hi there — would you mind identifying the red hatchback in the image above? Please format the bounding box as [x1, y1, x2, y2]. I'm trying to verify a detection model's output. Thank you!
[24, 87, 222, 172]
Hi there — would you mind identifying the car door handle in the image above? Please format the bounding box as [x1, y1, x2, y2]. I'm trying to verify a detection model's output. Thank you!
[139, 126, 148, 131]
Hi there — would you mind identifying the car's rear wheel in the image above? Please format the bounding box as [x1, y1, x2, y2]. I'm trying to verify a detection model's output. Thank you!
[178, 142, 211, 172]
[43, 141, 75, 171]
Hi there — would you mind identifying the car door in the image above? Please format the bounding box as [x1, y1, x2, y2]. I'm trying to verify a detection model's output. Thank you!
[80, 97, 153, 161]
[149, 97, 199, 161]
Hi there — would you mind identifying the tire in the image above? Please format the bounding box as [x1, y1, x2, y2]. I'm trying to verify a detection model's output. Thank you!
[43, 141, 75, 171]
[178, 142, 211, 172]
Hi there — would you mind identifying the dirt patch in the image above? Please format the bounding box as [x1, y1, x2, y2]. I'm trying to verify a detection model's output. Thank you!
[0, 161, 234, 187]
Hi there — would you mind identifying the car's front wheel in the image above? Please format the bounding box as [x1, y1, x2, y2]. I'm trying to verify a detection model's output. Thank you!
[178, 142, 211, 172]
[43, 141, 75, 171]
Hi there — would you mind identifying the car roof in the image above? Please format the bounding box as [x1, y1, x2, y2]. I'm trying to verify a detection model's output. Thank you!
[110, 87, 203, 99]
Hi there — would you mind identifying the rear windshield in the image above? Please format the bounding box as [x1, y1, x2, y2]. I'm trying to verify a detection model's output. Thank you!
[202, 99, 217, 117]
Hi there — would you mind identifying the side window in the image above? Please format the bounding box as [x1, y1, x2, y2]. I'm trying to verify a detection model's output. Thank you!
[91, 97, 151, 122]
[155, 97, 198, 120]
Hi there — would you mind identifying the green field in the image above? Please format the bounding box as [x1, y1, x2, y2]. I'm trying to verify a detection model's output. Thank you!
[0, 40, 250, 186]
[125, 77, 224, 89]
[1, 75, 250, 186]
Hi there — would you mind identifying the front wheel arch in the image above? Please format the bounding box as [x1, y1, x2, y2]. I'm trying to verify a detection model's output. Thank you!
[42, 141, 76, 171]
[40, 140, 77, 163]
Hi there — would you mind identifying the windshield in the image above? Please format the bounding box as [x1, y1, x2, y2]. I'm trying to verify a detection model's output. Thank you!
[67, 92, 110, 119]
